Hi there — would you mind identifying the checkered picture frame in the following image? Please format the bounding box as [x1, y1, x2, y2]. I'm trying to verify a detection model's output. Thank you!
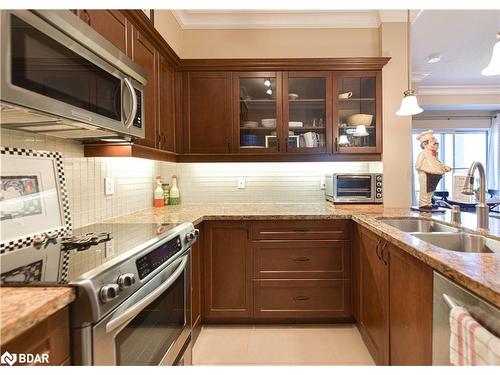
[0, 147, 72, 254]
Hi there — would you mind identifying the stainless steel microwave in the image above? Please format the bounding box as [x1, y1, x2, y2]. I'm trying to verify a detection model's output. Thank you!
[0, 10, 147, 140]
[325, 173, 383, 203]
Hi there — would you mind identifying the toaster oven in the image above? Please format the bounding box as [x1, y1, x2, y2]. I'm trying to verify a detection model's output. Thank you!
[325, 173, 383, 203]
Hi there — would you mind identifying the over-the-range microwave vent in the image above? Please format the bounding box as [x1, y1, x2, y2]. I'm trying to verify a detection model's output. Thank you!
[0, 103, 118, 139]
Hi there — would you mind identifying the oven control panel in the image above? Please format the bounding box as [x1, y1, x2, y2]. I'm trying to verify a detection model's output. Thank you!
[136, 235, 182, 280]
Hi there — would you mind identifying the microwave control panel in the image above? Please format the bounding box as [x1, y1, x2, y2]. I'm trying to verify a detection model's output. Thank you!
[133, 88, 143, 129]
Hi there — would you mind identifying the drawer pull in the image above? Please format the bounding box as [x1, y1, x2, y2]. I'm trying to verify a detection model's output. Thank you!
[293, 295, 310, 301]
[292, 228, 310, 232]
[292, 257, 310, 262]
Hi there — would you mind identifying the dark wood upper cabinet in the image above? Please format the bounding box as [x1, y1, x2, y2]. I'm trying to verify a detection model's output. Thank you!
[77, 10, 128, 55]
[283, 71, 333, 154]
[389, 243, 433, 365]
[333, 71, 382, 154]
[131, 27, 157, 148]
[358, 226, 389, 365]
[233, 72, 283, 153]
[183, 72, 233, 154]
[157, 53, 176, 152]
[204, 221, 253, 320]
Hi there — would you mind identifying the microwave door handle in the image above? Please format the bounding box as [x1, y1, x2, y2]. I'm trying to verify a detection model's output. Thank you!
[123, 77, 138, 129]
[105, 254, 188, 333]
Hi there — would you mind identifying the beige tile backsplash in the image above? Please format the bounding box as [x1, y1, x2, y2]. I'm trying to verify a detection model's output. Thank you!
[1, 128, 382, 228]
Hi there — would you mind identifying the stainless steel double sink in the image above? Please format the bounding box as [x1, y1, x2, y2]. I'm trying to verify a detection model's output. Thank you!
[379, 218, 499, 254]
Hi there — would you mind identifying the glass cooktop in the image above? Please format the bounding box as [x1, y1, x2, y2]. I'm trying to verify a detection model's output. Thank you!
[0, 222, 178, 285]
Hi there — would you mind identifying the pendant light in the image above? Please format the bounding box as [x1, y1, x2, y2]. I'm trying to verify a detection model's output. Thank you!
[396, 10, 423, 116]
[481, 32, 500, 76]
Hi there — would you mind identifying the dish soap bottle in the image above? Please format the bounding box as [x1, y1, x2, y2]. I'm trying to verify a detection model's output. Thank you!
[154, 176, 164, 207]
[162, 183, 170, 206]
[169, 175, 180, 205]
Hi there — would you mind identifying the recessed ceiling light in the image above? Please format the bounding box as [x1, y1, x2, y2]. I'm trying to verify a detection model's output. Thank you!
[427, 54, 441, 64]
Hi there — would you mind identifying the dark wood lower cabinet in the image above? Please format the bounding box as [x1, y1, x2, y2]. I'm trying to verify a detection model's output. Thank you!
[1, 307, 70, 365]
[203, 221, 253, 320]
[357, 225, 389, 365]
[354, 224, 433, 366]
[254, 279, 351, 320]
[389, 243, 433, 365]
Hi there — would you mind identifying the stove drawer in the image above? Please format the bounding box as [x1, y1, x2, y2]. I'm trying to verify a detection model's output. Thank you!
[254, 279, 351, 319]
[253, 240, 350, 279]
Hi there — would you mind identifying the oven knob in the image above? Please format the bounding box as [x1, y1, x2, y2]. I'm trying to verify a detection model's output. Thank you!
[376, 175, 382, 181]
[376, 182, 382, 187]
[100, 283, 120, 303]
[117, 273, 136, 289]
[186, 230, 199, 241]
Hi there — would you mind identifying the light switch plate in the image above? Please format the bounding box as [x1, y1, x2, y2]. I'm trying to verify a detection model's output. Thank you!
[319, 176, 326, 190]
[237, 177, 246, 189]
[105, 177, 114, 195]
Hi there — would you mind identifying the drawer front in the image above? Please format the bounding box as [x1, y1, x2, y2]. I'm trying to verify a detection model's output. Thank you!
[254, 279, 351, 319]
[254, 240, 350, 279]
[251, 220, 350, 240]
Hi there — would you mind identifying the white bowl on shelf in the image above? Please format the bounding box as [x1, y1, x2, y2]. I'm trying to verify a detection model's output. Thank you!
[288, 93, 299, 100]
[261, 118, 276, 128]
[242, 121, 259, 128]
[347, 114, 373, 127]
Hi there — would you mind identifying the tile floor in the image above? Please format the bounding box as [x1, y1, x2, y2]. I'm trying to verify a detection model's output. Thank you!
[192, 324, 375, 365]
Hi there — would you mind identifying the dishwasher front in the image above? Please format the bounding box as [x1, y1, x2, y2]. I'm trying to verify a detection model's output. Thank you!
[432, 271, 500, 365]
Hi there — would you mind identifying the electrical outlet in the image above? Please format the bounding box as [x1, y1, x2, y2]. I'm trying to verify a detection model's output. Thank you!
[105, 239, 115, 257]
[319, 176, 326, 190]
[237, 177, 246, 189]
[105, 177, 115, 195]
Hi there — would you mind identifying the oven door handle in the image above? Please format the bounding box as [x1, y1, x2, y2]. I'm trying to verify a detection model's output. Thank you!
[123, 77, 138, 129]
[105, 254, 188, 333]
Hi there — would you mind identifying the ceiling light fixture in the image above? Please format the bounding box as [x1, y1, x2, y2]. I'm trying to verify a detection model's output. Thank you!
[481, 32, 500, 76]
[264, 79, 271, 86]
[427, 54, 441, 64]
[396, 10, 423, 117]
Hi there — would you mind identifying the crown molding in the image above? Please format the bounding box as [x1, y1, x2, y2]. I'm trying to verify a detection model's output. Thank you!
[418, 85, 500, 96]
[171, 9, 422, 30]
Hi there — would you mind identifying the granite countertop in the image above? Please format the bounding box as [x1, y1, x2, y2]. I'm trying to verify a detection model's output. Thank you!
[0, 287, 75, 344]
[106, 202, 500, 307]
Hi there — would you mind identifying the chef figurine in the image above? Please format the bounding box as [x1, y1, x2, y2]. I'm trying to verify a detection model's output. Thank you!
[415, 130, 451, 209]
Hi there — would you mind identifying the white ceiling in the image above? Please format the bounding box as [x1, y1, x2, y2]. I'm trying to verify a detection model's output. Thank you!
[171, 9, 418, 29]
[412, 10, 500, 86]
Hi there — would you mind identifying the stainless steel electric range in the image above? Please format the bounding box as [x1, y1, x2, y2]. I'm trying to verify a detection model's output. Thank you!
[0, 221, 199, 366]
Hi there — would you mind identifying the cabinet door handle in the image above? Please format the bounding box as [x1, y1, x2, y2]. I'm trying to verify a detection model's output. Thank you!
[285, 137, 289, 152]
[227, 141, 231, 152]
[293, 295, 310, 301]
[380, 241, 389, 266]
[277, 138, 280, 152]
[334, 137, 339, 152]
[163, 134, 167, 149]
[157, 131, 162, 148]
[292, 228, 309, 232]
[292, 257, 310, 262]
[82, 10, 91, 25]
[375, 238, 381, 260]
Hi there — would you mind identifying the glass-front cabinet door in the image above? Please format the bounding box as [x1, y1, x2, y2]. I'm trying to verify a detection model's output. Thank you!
[334, 71, 381, 154]
[283, 72, 332, 153]
[233, 72, 283, 153]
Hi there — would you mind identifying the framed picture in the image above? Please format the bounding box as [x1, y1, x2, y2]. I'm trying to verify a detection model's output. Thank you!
[0, 147, 71, 254]
[141, 9, 154, 23]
